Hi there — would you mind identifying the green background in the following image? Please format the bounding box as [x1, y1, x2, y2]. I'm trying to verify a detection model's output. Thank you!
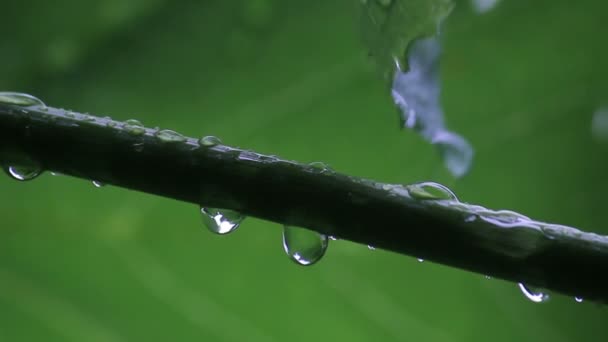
[1, 0, 607, 341]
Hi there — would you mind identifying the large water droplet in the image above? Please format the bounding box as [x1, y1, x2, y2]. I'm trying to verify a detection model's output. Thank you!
[0, 92, 46, 108]
[407, 182, 458, 201]
[518, 283, 549, 303]
[124, 119, 145, 136]
[3, 165, 42, 181]
[155, 129, 186, 143]
[282, 225, 328, 266]
[431, 130, 474, 179]
[200, 207, 245, 235]
[199, 135, 222, 147]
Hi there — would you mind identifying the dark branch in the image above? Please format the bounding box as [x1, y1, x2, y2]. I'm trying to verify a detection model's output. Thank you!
[1, 99, 607, 303]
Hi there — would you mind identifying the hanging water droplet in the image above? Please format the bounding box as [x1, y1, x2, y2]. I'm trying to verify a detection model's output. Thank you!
[155, 129, 186, 143]
[574, 297, 583, 303]
[200, 207, 245, 235]
[199, 135, 222, 147]
[308, 161, 331, 174]
[417, 258, 424, 262]
[282, 225, 328, 266]
[368, 245, 376, 250]
[3, 165, 42, 181]
[407, 182, 458, 201]
[124, 119, 145, 136]
[517, 283, 549, 303]
[92, 180, 104, 188]
[0, 92, 46, 108]
[431, 131, 474, 178]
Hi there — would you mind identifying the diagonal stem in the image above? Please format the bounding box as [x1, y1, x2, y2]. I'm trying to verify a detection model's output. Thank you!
[1, 100, 607, 303]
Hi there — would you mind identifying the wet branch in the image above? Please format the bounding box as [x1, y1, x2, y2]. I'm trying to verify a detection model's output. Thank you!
[1, 101, 607, 303]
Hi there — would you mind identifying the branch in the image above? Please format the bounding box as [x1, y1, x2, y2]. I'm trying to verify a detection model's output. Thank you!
[1, 96, 607, 303]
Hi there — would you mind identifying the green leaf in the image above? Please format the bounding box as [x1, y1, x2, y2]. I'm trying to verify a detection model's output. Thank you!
[359, 0, 454, 80]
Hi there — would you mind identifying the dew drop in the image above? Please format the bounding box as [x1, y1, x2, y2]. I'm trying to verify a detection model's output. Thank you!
[407, 182, 458, 201]
[308, 161, 331, 174]
[0, 92, 46, 108]
[417, 258, 424, 263]
[155, 129, 186, 143]
[575, 297, 583, 303]
[282, 225, 328, 266]
[200, 207, 245, 235]
[199, 135, 222, 147]
[124, 119, 145, 136]
[518, 283, 549, 303]
[329, 236, 338, 241]
[431, 130, 474, 179]
[368, 245, 376, 250]
[92, 180, 104, 188]
[3, 165, 42, 181]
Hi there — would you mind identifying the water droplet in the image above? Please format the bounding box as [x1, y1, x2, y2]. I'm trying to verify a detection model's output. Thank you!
[81, 113, 96, 122]
[431, 130, 474, 179]
[155, 129, 186, 143]
[0, 92, 46, 108]
[200, 207, 245, 235]
[407, 182, 458, 201]
[124, 119, 145, 136]
[92, 180, 104, 188]
[368, 245, 376, 250]
[329, 236, 338, 241]
[417, 258, 424, 262]
[50, 172, 58, 176]
[308, 162, 331, 173]
[199, 135, 222, 147]
[575, 297, 583, 303]
[282, 225, 328, 266]
[517, 283, 549, 303]
[3, 165, 42, 181]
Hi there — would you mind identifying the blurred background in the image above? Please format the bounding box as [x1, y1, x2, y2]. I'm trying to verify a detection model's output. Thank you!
[1, 0, 608, 341]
